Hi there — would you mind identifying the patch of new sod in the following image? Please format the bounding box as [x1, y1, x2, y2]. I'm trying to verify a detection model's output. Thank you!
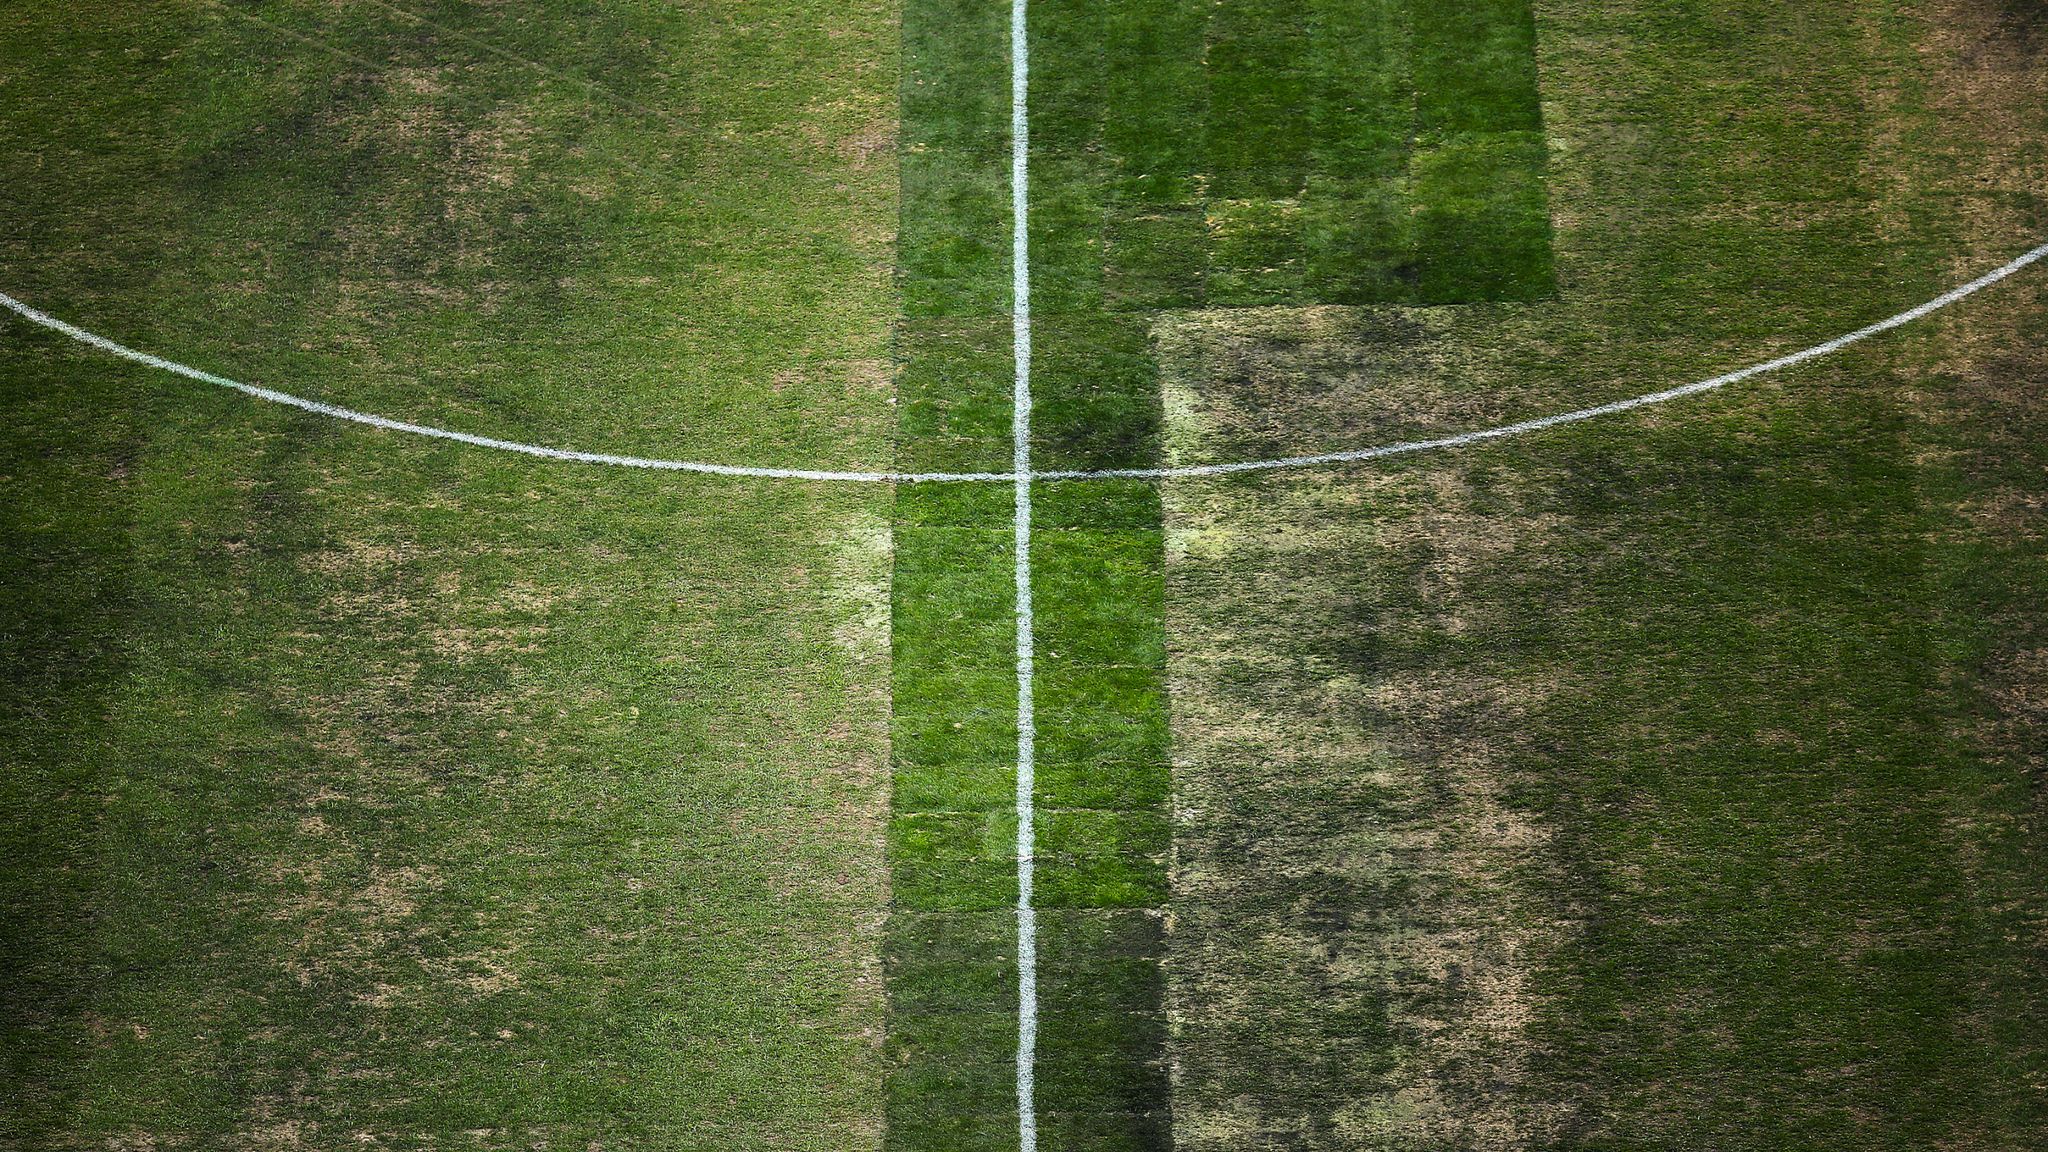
[886, 0, 1179, 1145]
[0, 0, 897, 1145]
[1041, 0, 1553, 310]
[1160, 0, 2048, 1147]
[883, 0, 1022, 1141]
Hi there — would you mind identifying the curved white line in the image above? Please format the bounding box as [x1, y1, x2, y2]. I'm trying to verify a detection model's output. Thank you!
[4, 239, 2042, 483]
[1046, 239, 2048, 480]
[0, 291, 981, 482]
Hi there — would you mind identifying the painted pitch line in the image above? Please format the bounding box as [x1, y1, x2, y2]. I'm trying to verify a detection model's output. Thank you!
[5, 243, 2042, 485]
[0, 291, 1002, 483]
[1008, 0, 1039, 1140]
[1041, 239, 2048, 481]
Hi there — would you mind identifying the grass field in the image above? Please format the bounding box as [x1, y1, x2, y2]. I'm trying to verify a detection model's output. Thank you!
[2, 0, 2046, 1149]
[1163, 0, 2048, 1147]
[1, 0, 896, 1145]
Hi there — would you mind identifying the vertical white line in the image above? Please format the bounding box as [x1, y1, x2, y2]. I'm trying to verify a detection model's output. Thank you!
[1008, 0, 1037, 1143]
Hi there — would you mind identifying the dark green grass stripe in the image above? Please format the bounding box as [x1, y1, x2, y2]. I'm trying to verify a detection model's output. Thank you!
[887, 0, 1021, 1138]
[1411, 0, 1544, 138]
[1087, 0, 1557, 309]
[1100, 0, 1208, 207]
[1206, 0, 1314, 200]
[901, 0, 1012, 319]
[889, 4, 1174, 1140]
[1405, 0, 1554, 300]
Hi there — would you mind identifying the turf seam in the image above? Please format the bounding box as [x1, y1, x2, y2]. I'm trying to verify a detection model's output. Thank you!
[6, 241, 2041, 482]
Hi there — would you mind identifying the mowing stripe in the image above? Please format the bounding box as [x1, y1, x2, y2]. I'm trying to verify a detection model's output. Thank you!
[1008, 0, 1038, 1142]
[3, 242, 2043, 484]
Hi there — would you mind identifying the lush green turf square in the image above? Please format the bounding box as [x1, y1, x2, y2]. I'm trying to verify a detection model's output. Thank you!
[885, 1018, 1016, 1086]
[1035, 666, 1169, 779]
[1034, 1110, 1173, 1152]
[1029, 153, 1114, 314]
[891, 527, 1016, 668]
[1206, 0, 1315, 200]
[885, 911, 1018, 1013]
[894, 668, 1017, 770]
[1033, 1025, 1172, 1112]
[896, 319, 1015, 452]
[1034, 810, 1171, 908]
[894, 758, 1018, 813]
[1031, 0, 1555, 309]
[899, 149, 1012, 319]
[1036, 910, 1167, 1016]
[894, 481, 1016, 529]
[1096, 1, 1208, 206]
[1302, 0, 1410, 174]
[1103, 208, 1208, 310]
[1411, 132, 1555, 302]
[888, 812, 1019, 911]
[1033, 755, 1169, 812]
[903, 0, 1010, 154]
[1411, 0, 1544, 137]
[1031, 315, 1162, 470]
[1205, 197, 1312, 306]
[878, 1107, 1017, 1152]
[1033, 480, 1162, 531]
[1303, 178, 1420, 303]
[883, 1006, 1018, 1122]
[1030, 530, 1167, 669]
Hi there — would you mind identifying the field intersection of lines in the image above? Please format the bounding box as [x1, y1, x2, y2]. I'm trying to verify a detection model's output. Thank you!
[4, 1, 2048, 1150]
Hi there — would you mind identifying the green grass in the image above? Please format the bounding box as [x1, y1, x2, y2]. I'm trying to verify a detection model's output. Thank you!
[1160, 0, 2048, 1147]
[1032, 0, 1553, 310]
[892, 2, 1559, 1134]
[0, 0, 896, 1146]
[6, 0, 2046, 1147]
[884, 0, 1023, 1140]
[887, 0, 1184, 1142]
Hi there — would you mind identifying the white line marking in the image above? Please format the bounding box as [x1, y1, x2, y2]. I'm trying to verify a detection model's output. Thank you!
[0, 291, 998, 483]
[4, 242, 2043, 484]
[1044, 240, 2048, 480]
[1008, 0, 1038, 1142]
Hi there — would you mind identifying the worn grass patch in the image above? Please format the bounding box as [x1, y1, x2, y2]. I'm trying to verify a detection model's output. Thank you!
[1165, 463, 1574, 1150]
[0, 0, 896, 1145]
[1161, 0, 2048, 1147]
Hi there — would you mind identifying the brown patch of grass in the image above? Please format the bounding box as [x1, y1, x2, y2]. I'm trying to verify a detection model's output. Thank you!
[1164, 452, 1577, 1150]
[421, 948, 522, 996]
[1158, 2, 2048, 1147]
[845, 356, 893, 397]
[450, 104, 540, 194]
[1909, 0, 2048, 902]
[829, 509, 891, 666]
[838, 115, 896, 168]
[1156, 303, 1553, 469]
